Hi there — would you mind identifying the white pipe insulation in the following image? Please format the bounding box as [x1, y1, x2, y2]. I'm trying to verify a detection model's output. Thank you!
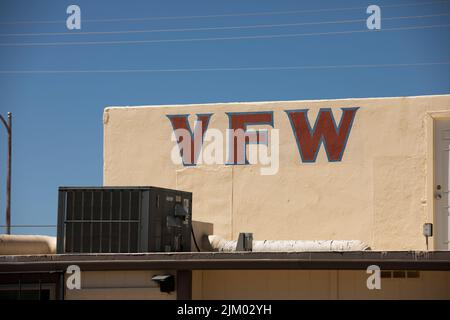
[0, 234, 56, 255]
[208, 235, 370, 252]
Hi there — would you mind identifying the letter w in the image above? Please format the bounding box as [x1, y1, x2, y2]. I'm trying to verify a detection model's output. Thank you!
[285, 108, 359, 162]
[167, 114, 213, 166]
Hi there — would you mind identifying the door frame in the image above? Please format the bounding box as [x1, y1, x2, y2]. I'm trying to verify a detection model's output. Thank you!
[426, 111, 450, 250]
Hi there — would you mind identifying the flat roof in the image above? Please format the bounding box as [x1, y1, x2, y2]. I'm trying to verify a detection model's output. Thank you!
[1, 251, 450, 272]
[105, 94, 450, 110]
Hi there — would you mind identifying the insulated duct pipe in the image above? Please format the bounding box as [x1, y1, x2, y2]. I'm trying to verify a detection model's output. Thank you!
[0, 235, 56, 255]
[209, 235, 370, 252]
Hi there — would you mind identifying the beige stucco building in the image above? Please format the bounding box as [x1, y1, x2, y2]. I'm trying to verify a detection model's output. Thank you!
[1, 94, 450, 300]
[104, 94, 450, 251]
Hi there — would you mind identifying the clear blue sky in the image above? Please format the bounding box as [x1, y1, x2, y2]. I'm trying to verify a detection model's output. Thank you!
[0, 0, 449, 236]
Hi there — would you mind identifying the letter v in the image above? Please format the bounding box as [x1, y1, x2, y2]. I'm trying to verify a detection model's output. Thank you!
[167, 113, 213, 166]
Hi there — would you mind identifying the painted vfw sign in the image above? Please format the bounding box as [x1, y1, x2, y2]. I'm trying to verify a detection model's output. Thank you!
[167, 107, 359, 175]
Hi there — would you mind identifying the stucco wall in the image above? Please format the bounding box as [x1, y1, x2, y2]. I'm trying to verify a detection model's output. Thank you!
[192, 270, 450, 300]
[63, 269, 450, 300]
[104, 95, 450, 250]
[65, 270, 175, 300]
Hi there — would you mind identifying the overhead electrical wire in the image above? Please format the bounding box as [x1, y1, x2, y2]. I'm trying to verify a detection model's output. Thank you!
[0, 13, 449, 37]
[0, 62, 448, 75]
[0, 0, 448, 25]
[0, 23, 449, 47]
[0, 225, 56, 228]
[0, 2, 448, 76]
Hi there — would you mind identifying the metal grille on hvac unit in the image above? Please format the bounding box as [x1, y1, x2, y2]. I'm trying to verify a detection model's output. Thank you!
[56, 187, 192, 254]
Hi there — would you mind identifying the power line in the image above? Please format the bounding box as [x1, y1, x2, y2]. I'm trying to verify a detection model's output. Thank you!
[0, 62, 448, 75]
[0, 225, 56, 228]
[1, 13, 449, 37]
[0, 0, 449, 25]
[0, 23, 449, 47]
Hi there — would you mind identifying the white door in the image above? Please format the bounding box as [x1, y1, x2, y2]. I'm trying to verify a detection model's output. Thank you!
[435, 119, 450, 250]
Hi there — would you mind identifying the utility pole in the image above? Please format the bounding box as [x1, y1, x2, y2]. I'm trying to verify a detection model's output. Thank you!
[0, 112, 11, 235]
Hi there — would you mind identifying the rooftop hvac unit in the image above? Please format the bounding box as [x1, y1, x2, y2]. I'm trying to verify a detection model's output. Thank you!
[56, 187, 192, 253]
